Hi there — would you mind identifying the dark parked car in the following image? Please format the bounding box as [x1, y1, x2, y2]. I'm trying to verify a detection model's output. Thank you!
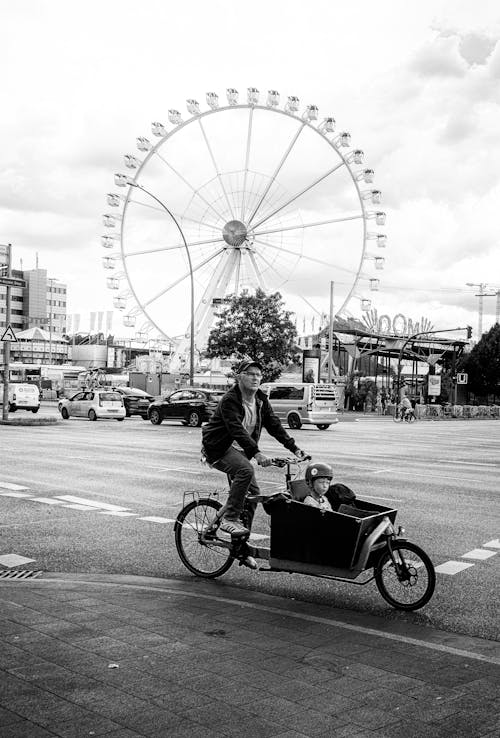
[111, 386, 154, 418]
[148, 388, 224, 427]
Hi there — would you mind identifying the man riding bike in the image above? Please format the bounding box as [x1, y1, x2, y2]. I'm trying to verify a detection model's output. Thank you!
[201, 359, 308, 542]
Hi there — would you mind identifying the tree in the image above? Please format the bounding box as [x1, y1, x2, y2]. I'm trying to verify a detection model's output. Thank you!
[459, 324, 500, 397]
[205, 289, 297, 381]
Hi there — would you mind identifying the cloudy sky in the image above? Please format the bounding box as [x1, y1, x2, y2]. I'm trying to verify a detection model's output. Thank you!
[2, 0, 499, 343]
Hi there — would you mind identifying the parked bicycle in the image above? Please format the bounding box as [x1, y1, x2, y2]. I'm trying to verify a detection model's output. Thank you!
[174, 458, 435, 611]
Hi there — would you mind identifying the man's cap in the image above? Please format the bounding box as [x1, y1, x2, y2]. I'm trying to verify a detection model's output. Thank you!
[236, 359, 263, 374]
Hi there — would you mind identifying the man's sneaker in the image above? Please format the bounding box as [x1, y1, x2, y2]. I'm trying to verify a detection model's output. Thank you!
[219, 518, 249, 537]
[240, 555, 258, 570]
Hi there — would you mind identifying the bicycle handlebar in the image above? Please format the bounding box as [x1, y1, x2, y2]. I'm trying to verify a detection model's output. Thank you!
[270, 455, 312, 468]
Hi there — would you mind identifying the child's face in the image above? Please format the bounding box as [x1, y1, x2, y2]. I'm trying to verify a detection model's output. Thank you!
[312, 477, 330, 495]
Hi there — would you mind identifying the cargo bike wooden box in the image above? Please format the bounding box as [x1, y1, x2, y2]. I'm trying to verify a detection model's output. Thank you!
[175, 460, 436, 611]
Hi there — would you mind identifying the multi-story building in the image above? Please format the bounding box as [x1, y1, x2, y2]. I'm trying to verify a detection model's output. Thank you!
[0, 267, 67, 364]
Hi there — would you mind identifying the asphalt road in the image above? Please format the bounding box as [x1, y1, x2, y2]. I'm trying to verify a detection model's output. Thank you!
[1, 406, 499, 642]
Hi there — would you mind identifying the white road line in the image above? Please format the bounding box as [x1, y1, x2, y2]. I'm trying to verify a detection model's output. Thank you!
[462, 549, 497, 561]
[0, 554, 36, 567]
[436, 460, 499, 468]
[98, 511, 138, 517]
[56, 495, 130, 511]
[62, 504, 102, 511]
[31, 498, 65, 505]
[372, 469, 394, 474]
[0, 491, 33, 498]
[0, 482, 30, 491]
[435, 561, 475, 575]
[139, 516, 176, 524]
[483, 539, 500, 549]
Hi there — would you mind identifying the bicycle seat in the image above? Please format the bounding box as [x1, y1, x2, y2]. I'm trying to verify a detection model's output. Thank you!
[288, 479, 310, 501]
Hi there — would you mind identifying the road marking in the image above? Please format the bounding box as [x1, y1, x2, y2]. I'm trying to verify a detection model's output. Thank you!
[0, 482, 30, 491]
[484, 539, 500, 549]
[98, 511, 137, 517]
[55, 495, 131, 511]
[31, 497, 65, 505]
[372, 469, 394, 474]
[0, 554, 36, 567]
[436, 460, 499, 468]
[0, 491, 33, 498]
[140, 516, 176, 523]
[462, 549, 497, 561]
[62, 504, 102, 511]
[435, 561, 475, 575]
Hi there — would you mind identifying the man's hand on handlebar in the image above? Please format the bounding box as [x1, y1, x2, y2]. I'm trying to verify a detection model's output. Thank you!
[294, 448, 311, 462]
[255, 452, 272, 467]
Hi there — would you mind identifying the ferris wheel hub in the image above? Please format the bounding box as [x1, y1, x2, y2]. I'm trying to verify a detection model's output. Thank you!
[222, 219, 248, 248]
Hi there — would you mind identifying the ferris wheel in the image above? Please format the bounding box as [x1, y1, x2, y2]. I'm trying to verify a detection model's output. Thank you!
[101, 87, 387, 370]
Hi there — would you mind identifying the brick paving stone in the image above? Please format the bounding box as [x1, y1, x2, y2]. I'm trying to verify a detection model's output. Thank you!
[355, 687, 418, 712]
[378, 719, 439, 738]
[339, 704, 402, 730]
[152, 688, 213, 712]
[115, 705, 186, 735]
[160, 720, 221, 738]
[0, 706, 25, 727]
[187, 697, 281, 735]
[323, 675, 382, 696]
[46, 715, 123, 737]
[295, 691, 357, 715]
[1, 721, 57, 737]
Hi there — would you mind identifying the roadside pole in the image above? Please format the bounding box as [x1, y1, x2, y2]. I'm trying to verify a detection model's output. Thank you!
[328, 281, 334, 382]
[1, 244, 12, 420]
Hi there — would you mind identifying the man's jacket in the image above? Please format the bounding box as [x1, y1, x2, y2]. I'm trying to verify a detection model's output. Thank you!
[201, 383, 298, 463]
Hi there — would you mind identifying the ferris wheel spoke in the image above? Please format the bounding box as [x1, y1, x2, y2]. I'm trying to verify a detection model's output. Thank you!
[240, 107, 254, 221]
[143, 247, 226, 308]
[153, 151, 226, 222]
[198, 118, 235, 220]
[253, 238, 357, 275]
[253, 213, 363, 238]
[246, 250, 267, 291]
[128, 197, 218, 230]
[251, 161, 345, 231]
[125, 235, 226, 258]
[246, 121, 306, 227]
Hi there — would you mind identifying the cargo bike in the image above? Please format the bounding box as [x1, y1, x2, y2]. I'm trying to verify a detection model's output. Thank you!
[174, 458, 436, 611]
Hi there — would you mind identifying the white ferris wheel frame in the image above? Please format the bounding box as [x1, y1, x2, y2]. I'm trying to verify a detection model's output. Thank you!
[104, 94, 386, 366]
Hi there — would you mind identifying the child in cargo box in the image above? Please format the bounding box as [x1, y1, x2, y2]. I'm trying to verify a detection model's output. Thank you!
[303, 462, 357, 512]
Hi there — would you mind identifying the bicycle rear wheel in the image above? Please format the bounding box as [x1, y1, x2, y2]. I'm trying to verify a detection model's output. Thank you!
[174, 498, 234, 578]
[374, 541, 435, 611]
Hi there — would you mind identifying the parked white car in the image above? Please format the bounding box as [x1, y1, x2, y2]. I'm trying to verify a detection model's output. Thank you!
[0, 383, 40, 413]
[58, 389, 125, 421]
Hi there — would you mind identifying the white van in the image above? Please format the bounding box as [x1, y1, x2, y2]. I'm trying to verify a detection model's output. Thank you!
[0, 383, 40, 413]
[261, 382, 340, 430]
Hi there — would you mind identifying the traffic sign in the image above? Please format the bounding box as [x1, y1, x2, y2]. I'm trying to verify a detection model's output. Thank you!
[0, 325, 17, 342]
[457, 373, 468, 385]
[0, 276, 25, 287]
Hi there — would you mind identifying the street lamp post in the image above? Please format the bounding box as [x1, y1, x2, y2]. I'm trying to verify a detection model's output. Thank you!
[119, 180, 195, 386]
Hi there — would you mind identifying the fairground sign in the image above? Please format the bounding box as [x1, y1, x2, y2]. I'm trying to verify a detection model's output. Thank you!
[362, 309, 434, 338]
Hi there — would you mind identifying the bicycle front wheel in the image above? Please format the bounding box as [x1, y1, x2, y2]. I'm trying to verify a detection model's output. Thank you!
[174, 498, 234, 578]
[393, 409, 402, 422]
[374, 541, 436, 611]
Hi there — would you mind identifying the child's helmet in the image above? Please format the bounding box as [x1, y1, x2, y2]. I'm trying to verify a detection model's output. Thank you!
[305, 462, 333, 487]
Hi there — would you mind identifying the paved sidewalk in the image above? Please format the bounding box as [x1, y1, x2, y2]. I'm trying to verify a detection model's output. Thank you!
[1, 573, 499, 738]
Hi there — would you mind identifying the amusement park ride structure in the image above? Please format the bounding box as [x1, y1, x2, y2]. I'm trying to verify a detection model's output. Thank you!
[101, 87, 388, 377]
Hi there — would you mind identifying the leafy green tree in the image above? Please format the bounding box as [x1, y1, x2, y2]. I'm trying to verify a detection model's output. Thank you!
[459, 324, 500, 396]
[205, 289, 297, 381]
